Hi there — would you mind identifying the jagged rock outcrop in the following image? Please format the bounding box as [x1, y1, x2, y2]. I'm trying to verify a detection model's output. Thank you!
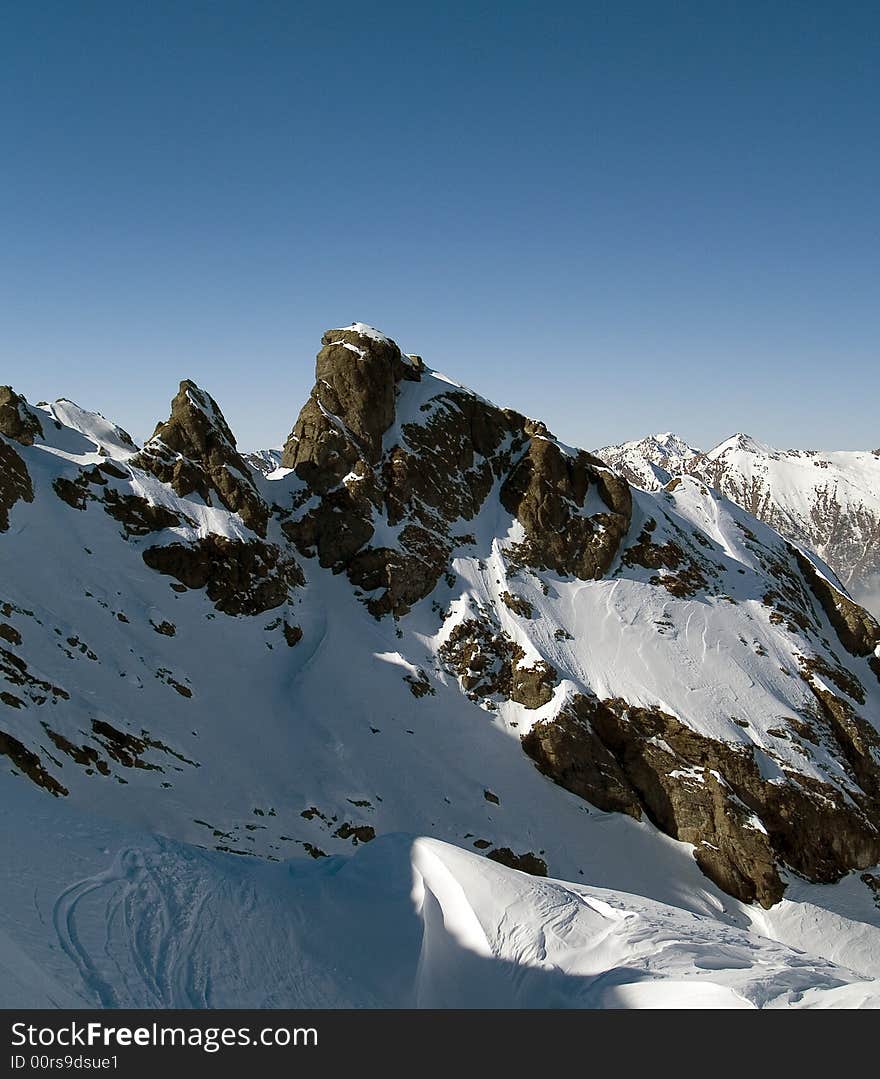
[135, 380, 269, 536]
[0, 388, 40, 532]
[0, 386, 43, 446]
[0, 440, 34, 532]
[792, 547, 880, 661]
[501, 439, 632, 579]
[440, 616, 557, 709]
[49, 460, 197, 538]
[520, 698, 641, 818]
[282, 325, 422, 487]
[524, 692, 880, 907]
[619, 516, 712, 597]
[281, 324, 633, 616]
[142, 536, 303, 616]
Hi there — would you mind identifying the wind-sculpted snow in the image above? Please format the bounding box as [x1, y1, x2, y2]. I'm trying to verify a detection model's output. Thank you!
[2, 790, 878, 1009]
[1, 324, 880, 1007]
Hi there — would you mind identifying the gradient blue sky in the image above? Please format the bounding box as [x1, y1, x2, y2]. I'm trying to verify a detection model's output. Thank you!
[2, 1, 878, 452]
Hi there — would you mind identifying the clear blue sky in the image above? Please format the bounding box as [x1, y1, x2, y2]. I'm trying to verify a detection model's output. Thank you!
[2, 1, 878, 452]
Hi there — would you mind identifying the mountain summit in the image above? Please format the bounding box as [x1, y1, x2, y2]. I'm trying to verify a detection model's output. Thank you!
[595, 431, 700, 489]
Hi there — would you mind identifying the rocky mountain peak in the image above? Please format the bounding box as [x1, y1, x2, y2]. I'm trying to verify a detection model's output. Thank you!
[281, 324, 422, 489]
[277, 325, 632, 618]
[149, 379, 238, 455]
[134, 379, 268, 536]
[708, 433, 774, 458]
[0, 386, 44, 446]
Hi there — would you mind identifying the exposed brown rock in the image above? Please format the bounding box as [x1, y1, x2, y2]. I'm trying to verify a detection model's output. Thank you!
[1, 646, 68, 706]
[91, 719, 197, 770]
[281, 326, 419, 486]
[52, 474, 91, 510]
[42, 723, 110, 775]
[793, 547, 880, 658]
[333, 822, 376, 844]
[102, 490, 195, 537]
[800, 676, 880, 809]
[486, 848, 548, 876]
[522, 701, 642, 818]
[501, 442, 632, 580]
[280, 327, 633, 618]
[281, 332, 517, 618]
[97, 461, 129, 480]
[500, 591, 534, 618]
[522, 693, 880, 907]
[404, 668, 434, 696]
[0, 730, 67, 796]
[0, 387, 43, 446]
[345, 536, 453, 619]
[620, 520, 710, 598]
[440, 617, 556, 708]
[800, 653, 866, 705]
[142, 535, 303, 615]
[281, 482, 377, 568]
[135, 380, 269, 535]
[0, 440, 34, 531]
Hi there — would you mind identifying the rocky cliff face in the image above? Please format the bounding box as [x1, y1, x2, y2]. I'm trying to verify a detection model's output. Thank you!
[2, 327, 880, 917]
[0, 387, 41, 532]
[0, 386, 44, 447]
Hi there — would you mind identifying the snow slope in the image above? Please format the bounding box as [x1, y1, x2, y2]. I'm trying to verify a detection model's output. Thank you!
[2, 782, 878, 1010]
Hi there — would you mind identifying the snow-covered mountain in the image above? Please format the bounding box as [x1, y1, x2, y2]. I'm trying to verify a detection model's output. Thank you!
[2, 325, 880, 1008]
[243, 447, 283, 476]
[595, 432, 701, 490]
[597, 431, 880, 618]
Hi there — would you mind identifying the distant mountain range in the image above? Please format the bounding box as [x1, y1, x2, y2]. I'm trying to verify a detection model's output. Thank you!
[597, 432, 880, 618]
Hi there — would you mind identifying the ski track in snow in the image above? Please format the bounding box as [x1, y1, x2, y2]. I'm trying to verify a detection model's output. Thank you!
[28, 833, 880, 1009]
[52, 845, 206, 1009]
